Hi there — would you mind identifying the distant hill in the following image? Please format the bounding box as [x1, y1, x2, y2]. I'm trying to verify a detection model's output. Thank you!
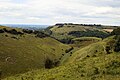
[45, 23, 113, 44]
[0, 24, 49, 30]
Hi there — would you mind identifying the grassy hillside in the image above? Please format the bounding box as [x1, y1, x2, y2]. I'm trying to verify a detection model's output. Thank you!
[45, 24, 110, 44]
[0, 26, 71, 78]
[3, 36, 120, 80]
[59, 37, 102, 65]
[71, 37, 102, 48]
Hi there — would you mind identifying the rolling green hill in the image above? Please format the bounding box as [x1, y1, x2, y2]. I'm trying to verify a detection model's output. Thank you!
[0, 26, 71, 78]
[3, 35, 120, 80]
[45, 23, 110, 44]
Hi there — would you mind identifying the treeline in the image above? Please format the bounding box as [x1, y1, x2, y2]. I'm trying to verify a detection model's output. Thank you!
[111, 28, 120, 35]
[55, 23, 102, 27]
[68, 30, 109, 39]
[0, 28, 23, 35]
[0, 28, 49, 38]
[105, 28, 120, 54]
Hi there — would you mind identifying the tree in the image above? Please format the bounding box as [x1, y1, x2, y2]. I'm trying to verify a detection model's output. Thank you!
[114, 36, 120, 52]
[45, 58, 54, 69]
[111, 28, 120, 35]
[22, 29, 33, 34]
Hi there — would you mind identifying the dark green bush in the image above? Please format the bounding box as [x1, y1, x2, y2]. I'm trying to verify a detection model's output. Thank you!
[114, 36, 120, 52]
[111, 28, 120, 35]
[0, 29, 4, 33]
[45, 58, 60, 69]
[65, 47, 73, 53]
[22, 29, 33, 34]
[68, 30, 109, 38]
[35, 32, 49, 38]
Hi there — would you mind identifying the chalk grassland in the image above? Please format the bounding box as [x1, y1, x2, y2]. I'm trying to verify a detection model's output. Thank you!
[0, 26, 71, 78]
[4, 36, 120, 80]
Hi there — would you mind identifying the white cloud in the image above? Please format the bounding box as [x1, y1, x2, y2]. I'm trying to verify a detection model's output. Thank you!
[0, 0, 120, 25]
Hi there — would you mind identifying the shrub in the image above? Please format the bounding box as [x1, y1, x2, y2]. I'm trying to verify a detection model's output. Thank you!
[111, 28, 120, 35]
[3, 28, 8, 32]
[9, 29, 23, 35]
[114, 36, 120, 52]
[35, 32, 49, 38]
[106, 46, 111, 54]
[60, 38, 74, 44]
[45, 58, 54, 69]
[45, 58, 60, 69]
[0, 29, 4, 33]
[2, 28, 23, 35]
[22, 29, 33, 34]
[65, 47, 73, 53]
[11, 36, 19, 40]
[87, 55, 90, 57]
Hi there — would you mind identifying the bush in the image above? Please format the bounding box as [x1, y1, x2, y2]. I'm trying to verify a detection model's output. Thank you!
[114, 36, 120, 52]
[45, 58, 60, 69]
[65, 47, 73, 53]
[9, 29, 23, 35]
[11, 36, 19, 40]
[60, 38, 74, 44]
[3, 28, 8, 32]
[45, 58, 54, 69]
[106, 46, 111, 54]
[2, 28, 23, 35]
[111, 28, 120, 35]
[22, 29, 33, 34]
[0, 29, 4, 33]
[36, 32, 49, 38]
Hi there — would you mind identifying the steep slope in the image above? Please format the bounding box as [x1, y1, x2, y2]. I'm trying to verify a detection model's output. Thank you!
[60, 37, 102, 65]
[67, 36, 115, 63]
[0, 26, 71, 78]
[4, 36, 120, 80]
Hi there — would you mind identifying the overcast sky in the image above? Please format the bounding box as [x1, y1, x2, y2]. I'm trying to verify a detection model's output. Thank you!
[0, 0, 120, 25]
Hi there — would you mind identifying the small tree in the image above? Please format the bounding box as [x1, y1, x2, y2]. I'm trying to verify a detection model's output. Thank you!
[45, 58, 54, 69]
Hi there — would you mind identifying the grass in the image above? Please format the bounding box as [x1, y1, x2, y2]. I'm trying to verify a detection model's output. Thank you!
[1, 25, 120, 80]
[48, 24, 109, 43]
[3, 35, 120, 80]
[60, 37, 102, 65]
[0, 26, 71, 78]
[3, 52, 120, 80]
